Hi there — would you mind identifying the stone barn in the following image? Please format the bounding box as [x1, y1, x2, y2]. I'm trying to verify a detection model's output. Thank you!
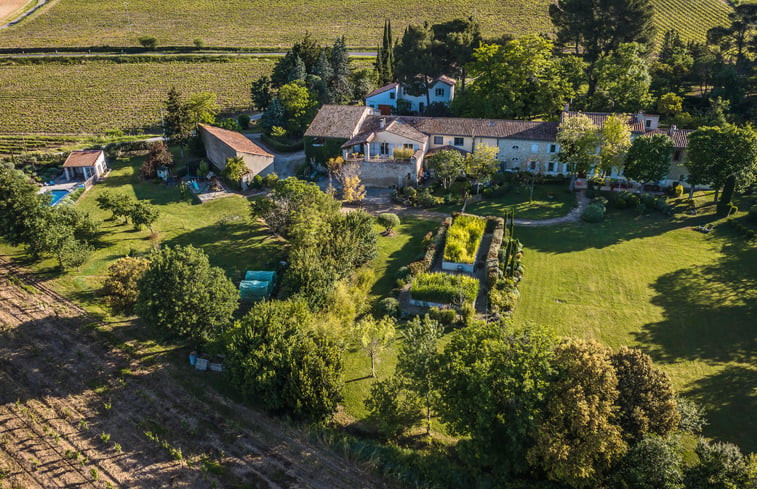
[198, 124, 274, 187]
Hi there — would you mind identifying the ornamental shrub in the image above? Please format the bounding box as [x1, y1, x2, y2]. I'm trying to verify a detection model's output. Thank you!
[377, 213, 400, 232]
[428, 306, 457, 326]
[581, 203, 606, 223]
[409, 272, 478, 305]
[252, 174, 263, 188]
[443, 215, 486, 264]
[640, 193, 656, 208]
[238, 114, 251, 130]
[673, 183, 684, 197]
[263, 172, 279, 187]
[378, 297, 401, 318]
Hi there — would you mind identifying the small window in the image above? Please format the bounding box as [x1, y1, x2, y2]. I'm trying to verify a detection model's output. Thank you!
[380, 142, 390, 155]
[403, 143, 414, 150]
[389, 92, 395, 100]
[531, 144, 539, 153]
[512, 145, 519, 150]
[673, 150, 681, 161]
[549, 144, 557, 153]
[311, 137, 324, 147]
[435, 88, 444, 97]
[645, 119, 651, 128]
[512, 157, 519, 162]
[454, 137, 464, 146]
[433, 136, 443, 145]
[529, 161, 537, 170]
[548, 162, 555, 172]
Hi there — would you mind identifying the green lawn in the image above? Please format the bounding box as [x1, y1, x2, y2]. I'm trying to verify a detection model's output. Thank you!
[0, 154, 283, 317]
[435, 183, 576, 220]
[512, 193, 756, 452]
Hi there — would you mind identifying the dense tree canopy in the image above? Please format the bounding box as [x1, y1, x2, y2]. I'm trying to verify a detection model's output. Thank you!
[454, 36, 572, 119]
[528, 338, 627, 488]
[225, 298, 343, 421]
[394, 23, 442, 107]
[597, 114, 632, 175]
[610, 347, 679, 441]
[549, 0, 655, 95]
[592, 43, 653, 112]
[624, 133, 674, 186]
[136, 245, 237, 343]
[556, 114, 599, 185]
[435, 322, 554, 478]
[426, 149, 465, 189]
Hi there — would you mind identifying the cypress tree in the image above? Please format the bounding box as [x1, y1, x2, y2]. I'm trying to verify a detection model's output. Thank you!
[376, 20, 395, 86]
[329, 36, 352, 103]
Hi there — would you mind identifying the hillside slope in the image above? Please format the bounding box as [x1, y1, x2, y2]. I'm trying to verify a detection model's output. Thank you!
[0, 0, 730, 49]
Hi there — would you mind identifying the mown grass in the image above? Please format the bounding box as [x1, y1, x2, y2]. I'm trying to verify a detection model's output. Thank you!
[0, 0, 729, 49]
[0, 153, 284, 316]
[512, 192, 757, 452]
[0, 58, 276, 134]
[434, 183, 576, 220]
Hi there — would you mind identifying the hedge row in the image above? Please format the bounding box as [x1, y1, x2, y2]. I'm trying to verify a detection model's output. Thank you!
[407, 217, 451, 276]
[486, 217, 505, 288]
[410, 272, 479, 306]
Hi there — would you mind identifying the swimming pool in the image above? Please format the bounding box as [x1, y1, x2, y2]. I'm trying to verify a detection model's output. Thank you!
[48, 189, 70, 206]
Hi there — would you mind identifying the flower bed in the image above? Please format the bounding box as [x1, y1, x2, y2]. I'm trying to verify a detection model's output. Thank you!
[443, 214, 486, 265]
[409, 272, 479, 306]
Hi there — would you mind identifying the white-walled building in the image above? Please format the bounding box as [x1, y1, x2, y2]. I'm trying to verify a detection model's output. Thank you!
[365, 76, 456, 115]
[62, 150, 108, 181]
[305, 105, 693, 188]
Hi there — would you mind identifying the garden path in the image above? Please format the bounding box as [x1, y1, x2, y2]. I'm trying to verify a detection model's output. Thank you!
[355, 190, 589, 227]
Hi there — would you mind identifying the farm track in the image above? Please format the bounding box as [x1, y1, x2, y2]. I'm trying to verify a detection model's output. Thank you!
[0, 257, 394, 489]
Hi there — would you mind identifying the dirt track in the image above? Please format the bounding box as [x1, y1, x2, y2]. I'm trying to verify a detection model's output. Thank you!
[0, 257, 392, 489]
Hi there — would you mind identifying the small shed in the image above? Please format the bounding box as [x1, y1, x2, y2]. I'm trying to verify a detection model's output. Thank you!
[198, 124, 274, 188]
[63, 150, 108, 181]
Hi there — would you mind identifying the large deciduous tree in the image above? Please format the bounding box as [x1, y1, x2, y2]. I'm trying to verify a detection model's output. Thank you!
[597, 114, 632, 176]
[276, 82, 318, 136]
[0, 166, 49, 249]
[686, 124, 757, 205]
[592, 43, 653, 113]
[225, 298, 344, 421]
[164, 87, 194, 156]
[453, 36, 572, 119]
[623, 133, 674, 187]
[549, 0, 655, 96]
[610, 347, 679, 441]
[396, 315, 443, 435]
[465, 144, 499, 193]
[103, 256, 150, 314]
[435, 321, 555, 478]
[136, 245, 237, 343]
[610, 436, 685, 489]
[556, 113, 599, 189]
[426, 149, 465, 189]
[527, 338, 627, 488]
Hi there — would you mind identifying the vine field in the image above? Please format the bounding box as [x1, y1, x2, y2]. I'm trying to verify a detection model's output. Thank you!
[0, 58, 276, 134]
[0, 0, 730, 50]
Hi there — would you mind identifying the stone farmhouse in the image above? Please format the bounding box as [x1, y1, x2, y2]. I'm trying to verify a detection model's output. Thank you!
[365, 76, 456, 115]
[198, 123, 274, 188]
[304, 105, 692, 188]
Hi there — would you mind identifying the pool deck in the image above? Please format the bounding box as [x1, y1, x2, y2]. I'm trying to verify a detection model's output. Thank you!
[37, 181, 80, 195]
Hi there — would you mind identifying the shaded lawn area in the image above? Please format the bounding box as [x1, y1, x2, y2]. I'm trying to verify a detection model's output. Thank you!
[512, 193, 757, 452]
[0, 156, 283, 317]
[433, 183, 576, 220]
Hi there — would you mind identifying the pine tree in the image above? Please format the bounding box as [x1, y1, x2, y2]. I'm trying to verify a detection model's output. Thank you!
[329, 36, 352, 103]
[164, 87, 193, 158]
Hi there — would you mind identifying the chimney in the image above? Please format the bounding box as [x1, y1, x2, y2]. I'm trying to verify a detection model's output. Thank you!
[379, 118, 386, 129]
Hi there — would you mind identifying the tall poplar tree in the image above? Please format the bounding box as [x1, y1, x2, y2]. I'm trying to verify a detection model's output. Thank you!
[375, 20, 395, 86]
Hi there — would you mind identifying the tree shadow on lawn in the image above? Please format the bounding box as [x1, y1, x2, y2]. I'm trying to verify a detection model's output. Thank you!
[685, 365, 757, 453]
[632, 242, 756, 365]
[164, 220, 285, 281]
[516, 209, 714, 254]
[369, 217, 439, 299]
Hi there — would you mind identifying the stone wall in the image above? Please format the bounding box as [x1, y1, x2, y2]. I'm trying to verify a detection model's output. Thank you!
[358, 159, 417, 188]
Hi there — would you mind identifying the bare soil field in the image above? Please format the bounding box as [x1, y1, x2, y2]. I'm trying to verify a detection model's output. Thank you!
[0, 256, 392, 489]
[0, 0, 30, 23]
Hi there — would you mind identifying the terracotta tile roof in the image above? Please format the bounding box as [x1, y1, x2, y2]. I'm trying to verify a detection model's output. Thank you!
[365, 82, 399, 99]
[335, 114, 559, 148]
[406, 116, 558, 141]
[647, 128, 692, 148]
[199, 124, 273, 157]
[63, 150, 103, 167]
[304, 105, 373, 139]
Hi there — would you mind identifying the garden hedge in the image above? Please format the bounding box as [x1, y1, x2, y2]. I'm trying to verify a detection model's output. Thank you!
[410, 272, 478, 305]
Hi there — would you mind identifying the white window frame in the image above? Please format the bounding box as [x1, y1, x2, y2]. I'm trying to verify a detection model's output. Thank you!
[531, 143, 539, 153]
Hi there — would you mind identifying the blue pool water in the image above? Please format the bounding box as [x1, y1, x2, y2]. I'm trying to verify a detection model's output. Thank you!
[48, 189, 70, 206]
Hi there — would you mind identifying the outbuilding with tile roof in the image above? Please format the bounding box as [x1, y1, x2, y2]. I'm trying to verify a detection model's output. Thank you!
[198, 124, 274, 188]
[62, 150, 108, 182]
